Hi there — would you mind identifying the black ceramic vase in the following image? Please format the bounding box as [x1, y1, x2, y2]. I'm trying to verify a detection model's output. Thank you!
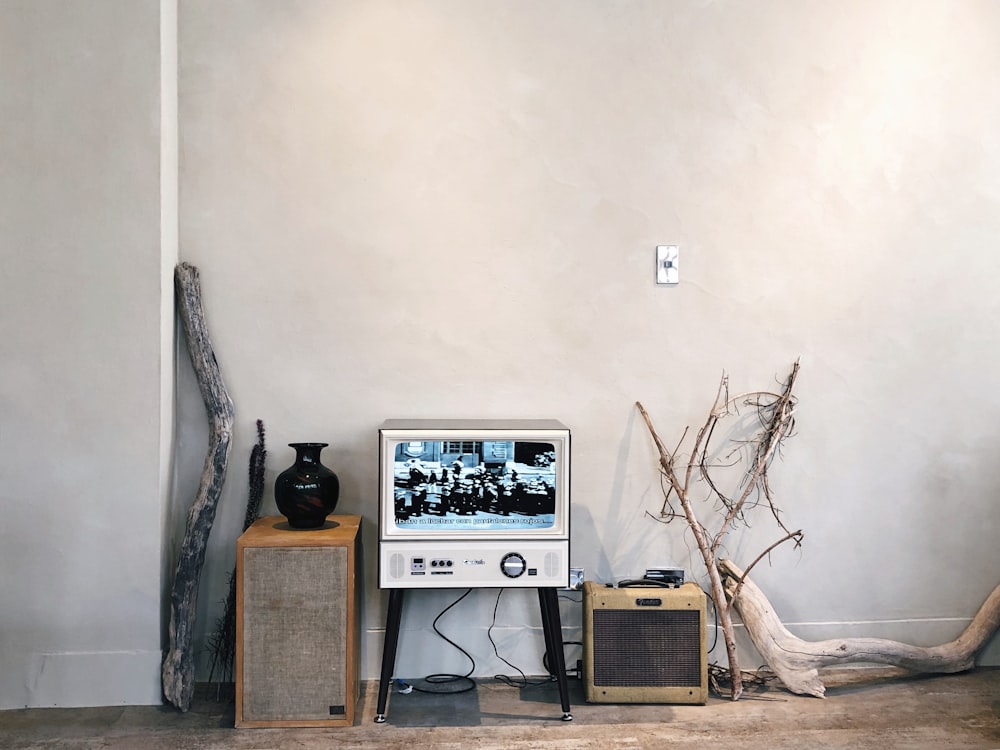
[274, 442, 340, 529]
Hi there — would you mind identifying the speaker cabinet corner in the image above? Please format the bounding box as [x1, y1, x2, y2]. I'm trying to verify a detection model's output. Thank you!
[583, 580, 707, 705]
[235, 515, 362, 728]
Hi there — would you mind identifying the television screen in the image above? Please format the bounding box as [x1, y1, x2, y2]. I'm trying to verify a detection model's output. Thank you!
[391, 438, 558, 532]
[378, 420, 570, 542]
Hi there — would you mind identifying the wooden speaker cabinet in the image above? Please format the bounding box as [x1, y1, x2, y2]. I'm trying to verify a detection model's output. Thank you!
[236, 515, 362, 728]
[583, 580, 707, 704]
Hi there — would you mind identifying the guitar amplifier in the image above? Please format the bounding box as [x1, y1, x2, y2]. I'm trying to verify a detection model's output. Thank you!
[583, 580, 707, 704]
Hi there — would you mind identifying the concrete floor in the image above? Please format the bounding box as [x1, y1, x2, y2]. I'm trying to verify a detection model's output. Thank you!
[2, 668, 999, 750]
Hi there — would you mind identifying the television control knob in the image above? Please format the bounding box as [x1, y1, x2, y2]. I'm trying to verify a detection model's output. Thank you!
[500, 552, 526, 578]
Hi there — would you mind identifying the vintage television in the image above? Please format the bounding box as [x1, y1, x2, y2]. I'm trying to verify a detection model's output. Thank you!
[378, 419, 570, 588]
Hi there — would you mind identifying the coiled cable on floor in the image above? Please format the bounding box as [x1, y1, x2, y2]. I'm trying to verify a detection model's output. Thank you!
[488, 589, 554, 688]
[409, 589, 477, 695]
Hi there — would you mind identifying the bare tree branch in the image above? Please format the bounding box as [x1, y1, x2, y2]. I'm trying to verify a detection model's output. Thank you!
[636, 360, 801, 700]
[728, 528, 803, 604]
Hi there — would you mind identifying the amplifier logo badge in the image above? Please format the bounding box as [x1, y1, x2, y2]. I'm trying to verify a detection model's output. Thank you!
[464, 558, 486, 566]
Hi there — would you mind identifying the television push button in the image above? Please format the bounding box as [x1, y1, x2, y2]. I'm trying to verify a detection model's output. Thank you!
[500, 552, 527, 578]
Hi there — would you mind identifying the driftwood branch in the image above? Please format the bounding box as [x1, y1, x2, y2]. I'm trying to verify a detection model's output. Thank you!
[719, 558, 1000, 698]
[729, 528, 803, 605]
[638, 399, 744, 699]
[163, 263, 235, 711]
[637, 360, 801, 700]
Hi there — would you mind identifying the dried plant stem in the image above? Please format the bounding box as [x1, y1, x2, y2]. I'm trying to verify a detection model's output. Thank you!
[206, 419, 266, 692]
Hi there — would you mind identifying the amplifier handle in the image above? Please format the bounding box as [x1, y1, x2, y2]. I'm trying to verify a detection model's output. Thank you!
[617, 578, 675, 588]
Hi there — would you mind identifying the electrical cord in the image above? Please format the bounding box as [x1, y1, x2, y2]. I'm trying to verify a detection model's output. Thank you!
[704, 584, 720, 653]
[402, 587, 584, 695]
[542, 640, 582, 680]
[404, 589, 477, 695]
[488, 589, 553, 688]
[557, 592, 583, 678]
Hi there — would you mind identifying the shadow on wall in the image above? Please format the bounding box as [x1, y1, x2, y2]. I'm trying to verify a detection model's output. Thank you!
[574, 407, 691, 588]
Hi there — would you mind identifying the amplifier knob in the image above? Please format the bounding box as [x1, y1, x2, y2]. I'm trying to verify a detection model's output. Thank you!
[500, 552, 526, 578]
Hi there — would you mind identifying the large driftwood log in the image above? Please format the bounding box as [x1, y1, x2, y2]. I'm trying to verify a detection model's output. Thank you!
[719, 558, 1000, 698]
[162, 263, 235, 711]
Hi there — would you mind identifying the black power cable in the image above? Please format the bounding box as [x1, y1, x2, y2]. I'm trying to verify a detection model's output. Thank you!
[404, 587, 586, 694]
[488, 589, 554, 688]
[406, 589, 477, 695]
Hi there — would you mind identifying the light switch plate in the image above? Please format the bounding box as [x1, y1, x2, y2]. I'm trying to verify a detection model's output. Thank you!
[656, 245, 679, 285]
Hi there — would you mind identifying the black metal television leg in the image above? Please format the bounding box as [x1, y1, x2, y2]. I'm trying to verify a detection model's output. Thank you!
[537, 587, 573, 721]
[374, 588, 406, 724]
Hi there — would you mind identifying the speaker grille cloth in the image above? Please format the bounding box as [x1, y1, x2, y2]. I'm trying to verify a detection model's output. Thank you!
[544, 552, 560, 578]
[592, 609, 701, 687]
[243, 546, 347, 721]
[389, 552, 405, 579]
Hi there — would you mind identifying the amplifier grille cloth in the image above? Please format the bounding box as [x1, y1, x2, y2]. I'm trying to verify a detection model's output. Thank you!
[243, 546, 347, 721]
[591, 609, 701, 687]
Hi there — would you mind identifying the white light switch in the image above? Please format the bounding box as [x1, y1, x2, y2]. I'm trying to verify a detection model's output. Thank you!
[656, 245, 679, 285]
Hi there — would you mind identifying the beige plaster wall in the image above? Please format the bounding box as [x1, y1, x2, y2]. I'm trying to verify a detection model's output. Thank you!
[0, 0, 171, 707]
[177, 0, 1000, 682]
